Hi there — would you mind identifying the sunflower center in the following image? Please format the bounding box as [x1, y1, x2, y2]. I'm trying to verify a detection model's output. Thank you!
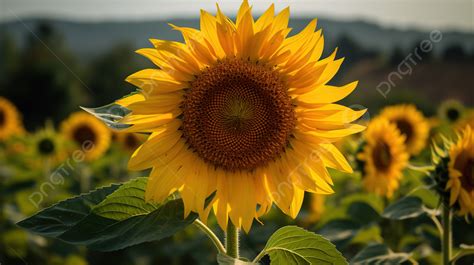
[456, 154, 474, 191]
[182, 58, 295, 171]
[38, 138, 55, 155]
[372, 140, 392, 172]
[446, 108, 460, 122]
[72, 125, 97, 146]
[125, 134, 140, 150]
[394, 119, 414, 144]
[0, 109, 5, 127]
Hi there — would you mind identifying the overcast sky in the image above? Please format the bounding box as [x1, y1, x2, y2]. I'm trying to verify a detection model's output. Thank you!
[1, 0, 473, 32]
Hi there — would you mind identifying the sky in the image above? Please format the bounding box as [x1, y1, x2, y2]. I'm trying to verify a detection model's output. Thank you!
[1, 0, 473, 32]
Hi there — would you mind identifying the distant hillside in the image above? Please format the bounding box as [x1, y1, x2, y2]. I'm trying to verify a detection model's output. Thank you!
[1, 18, 474, 62]
[340, 59, 474, 111]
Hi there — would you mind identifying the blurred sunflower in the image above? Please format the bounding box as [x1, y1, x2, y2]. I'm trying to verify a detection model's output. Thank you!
[29, 121, 69, 166]
[358, 118, 409, 198]
[115, 0, 365, 231]
[0, 97, 24, 140]
[113, 131, 145, 153]
[61, 112, 111, 161]
[438, 100, 465, 124]
[445, 126, 474, 217]
[380, 104, 429, 155]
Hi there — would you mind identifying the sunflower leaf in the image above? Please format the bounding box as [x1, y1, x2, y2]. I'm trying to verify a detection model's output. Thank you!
[318, 219, 362, 248]
[258, 226, 347, 265]
[18, 177, 197, 251]
[81, 103, 131, 130]
[17, 183, 120, 237]
[350, 244, 411, 265]
[382, 196, 432, 220]
[92, 177, 160, 220]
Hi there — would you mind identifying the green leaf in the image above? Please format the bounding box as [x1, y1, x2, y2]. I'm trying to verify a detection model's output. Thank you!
[17, 183, 120, 237]
[350, 244, 411, 265]
[260, 226, 347, 265]
[382, 196, 429, 220]
[92, 177, 160, 220]
[217, 253, 255, 265]
[347, 202, 380, 225]
[351, 226, 382, 245]
[318, 219, 361, 248]
[341, 194, 384, 214]
[18, 178, 197, 251]
[410, 188, 439, 209]
[81, 102, 131, 130]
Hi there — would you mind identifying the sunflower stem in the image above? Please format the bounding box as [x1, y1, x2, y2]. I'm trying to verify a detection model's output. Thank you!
[225, 221, 239, 259]
[442, 205, 452, 265]
[193, 219, 226, 254]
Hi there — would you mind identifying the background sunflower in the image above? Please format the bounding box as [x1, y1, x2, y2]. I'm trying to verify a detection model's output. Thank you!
[446, 126, 474, 217]
[60, 112, 111, 161]
[27, 121, 69, 167]
[0, 97, 24, 141]
[438, 100, 466, 124]
[379, 104, 429, 155]
[112, 131, 145, 153]
[358, 118, 409, 198]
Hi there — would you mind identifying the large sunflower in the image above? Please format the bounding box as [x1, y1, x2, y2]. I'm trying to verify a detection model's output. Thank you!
[446, 125, 474, 217]
[379, 104, 429, 155]
[0, 97, 24, 140]
[358, 118, 409, 198]
[61, 112, 111, 161]
[116, 0, 365, 231]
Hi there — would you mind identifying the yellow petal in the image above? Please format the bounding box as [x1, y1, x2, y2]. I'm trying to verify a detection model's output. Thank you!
[297, 81, 358, 104]
[318, 144, 353, 173]
[122, 109, 181, 132]
[126, 69, 187, 94]
[200, 10, 225, 58]
[127, 92, 183, 114]
[255, 4, 274, 31]
[116, 93, 145, 107]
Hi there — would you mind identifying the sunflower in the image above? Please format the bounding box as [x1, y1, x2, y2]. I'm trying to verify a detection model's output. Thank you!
[29, 121, 68, 166]
[115, 0, 365, 231]
[61, 112, 111, 161]
[358, 118, 409, 198]
[445, 125, 474, 217]
[379, 104, 429, 155]
[113, 131, 145, 153]
[0, 97, 24, 140]
[438, 100, 465, 124]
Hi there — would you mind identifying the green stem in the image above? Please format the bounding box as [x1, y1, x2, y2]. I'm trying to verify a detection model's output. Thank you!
[193, 219, 226, 254]
[226, 221, 239, 259]
[79, 165, 91, 193]
[442, 205, 452, 265]
[253, 250, 267, 264]
[428, 212, 443, 236]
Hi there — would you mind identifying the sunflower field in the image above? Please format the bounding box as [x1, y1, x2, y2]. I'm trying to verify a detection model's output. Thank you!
[1, 1, 474, 264]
